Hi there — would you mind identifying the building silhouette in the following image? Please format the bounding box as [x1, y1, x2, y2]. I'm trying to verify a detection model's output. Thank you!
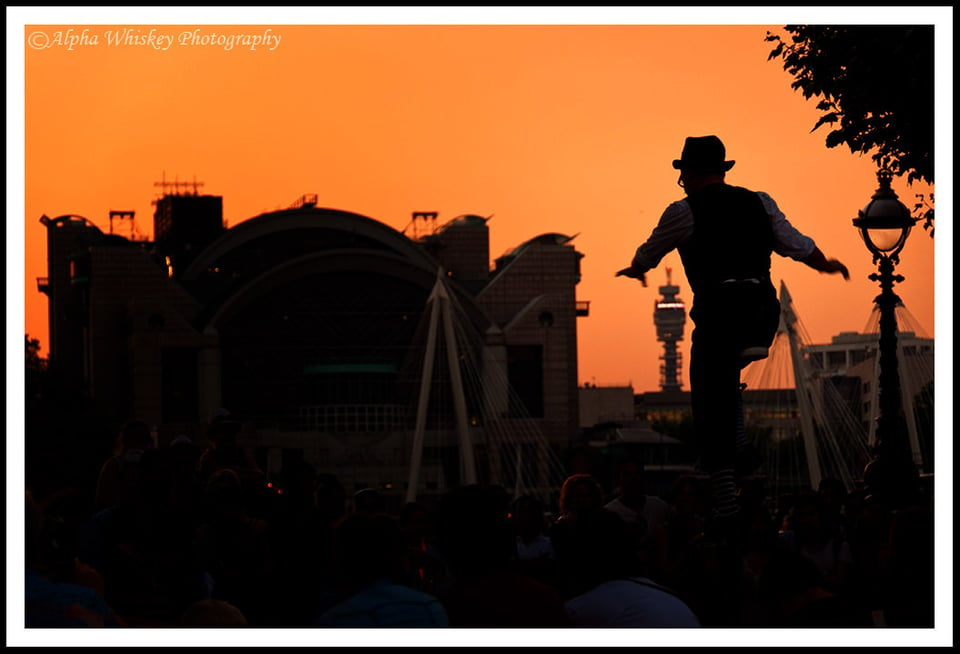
[802, 329, 934, 474]
[37, 190, 588, 501]
[629, 273, 933, 493]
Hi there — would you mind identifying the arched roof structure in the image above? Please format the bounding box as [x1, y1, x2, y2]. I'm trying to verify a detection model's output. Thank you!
[183, 205, 493, 335]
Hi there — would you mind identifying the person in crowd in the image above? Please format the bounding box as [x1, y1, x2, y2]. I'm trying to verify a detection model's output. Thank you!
[512, 494, 556, 562]
[552, 474, 605, 526]
[306, 473, 349, 617]
[650, 474, 707, 593]
[561, 506, 701, 627]
[434, 484, 570, 627]
[510, 494, 559, 589]
[94, 419, 153, 511]
[398, 501, 447, 596]
[872, 504, 934, 627]
[817, 477, 850, 541]
[314, 473, 347, 525]
[777, 491, 853, 596]
[352, 487, 387, 515]
[26, 490, 123, 627]
[196, 410, 264, 495]
[166, 434, 202, 519]
[79, 442, 194, 624]
[181, 598, 248, 627]
[731, 501, 781, 626]
[604, 458, 670, 569]
[314, 513, 449, 627]
[549, 474, 609, 598]
[263, 458, 338, 626]
[757, 550, 873, 627]
[193, 468, 273, 625]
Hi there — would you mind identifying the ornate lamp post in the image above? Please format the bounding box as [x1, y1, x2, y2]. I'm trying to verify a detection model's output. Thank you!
[853, 169, 919, 506]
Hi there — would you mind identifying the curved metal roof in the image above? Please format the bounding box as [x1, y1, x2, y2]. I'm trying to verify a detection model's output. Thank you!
[181, 206, 438, 281]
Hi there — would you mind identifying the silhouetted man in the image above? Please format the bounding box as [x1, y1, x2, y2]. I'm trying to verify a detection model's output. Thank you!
[617, 135, 849, 532]
[604, 458, 668, 558]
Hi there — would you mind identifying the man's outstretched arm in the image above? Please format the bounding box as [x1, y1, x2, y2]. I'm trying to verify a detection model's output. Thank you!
[801, 247, 850, 280]
[617, 202, 693, 288]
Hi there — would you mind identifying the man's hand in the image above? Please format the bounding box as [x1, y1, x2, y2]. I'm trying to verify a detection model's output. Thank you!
[827, 259, 850, 280]
[616, 265, 648, 287]
[803, 248, 850, 280]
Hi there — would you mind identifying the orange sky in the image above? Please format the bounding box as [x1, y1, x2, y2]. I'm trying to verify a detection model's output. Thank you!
[12, 10, 950, 398]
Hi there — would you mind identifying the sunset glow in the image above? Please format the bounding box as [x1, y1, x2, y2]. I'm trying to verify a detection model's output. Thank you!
[15, 11, 948, 396]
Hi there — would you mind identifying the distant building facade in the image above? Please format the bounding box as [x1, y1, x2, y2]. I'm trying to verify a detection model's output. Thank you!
[577, 384, 635, 428]
[633, 331, 935, 483]
[802, 329, 934, 472]
[37, 193, 589, 500]
[801, 330, 933, 424]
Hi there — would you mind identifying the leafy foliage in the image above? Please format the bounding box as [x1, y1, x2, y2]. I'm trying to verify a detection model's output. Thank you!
[913, 193, 935, 237]
[26, 334, 47, 387]
[765, 26, 934, 186]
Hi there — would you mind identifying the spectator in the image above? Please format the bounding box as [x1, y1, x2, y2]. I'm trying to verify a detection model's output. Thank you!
[757, 550, 872, 627]
[604, 458, 670, 551]
[197, 411, 264, 495]
[314, 513, 448, 627]
[561, 508, 701, 627]
[553, 474, 605, 525]
[26, 491, 122, 627]
[94, 419, 153, 511]
[398, 501, 447, 595]
[874, 504, 934, 627]
[651, 474, 707, 586]
[510, 494, 559, 589]
[549, 474, 608, 598]
[434, 485, 570, 627]
[512, 494, 555, 562]
[194, 468, 272, 625]
[352, 488, 387, 515]
[777, 491, 853, 595]
[182, 599, 248, 627]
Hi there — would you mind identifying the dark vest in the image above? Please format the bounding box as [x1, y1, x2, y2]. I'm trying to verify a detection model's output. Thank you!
[678, 183, 774, 297]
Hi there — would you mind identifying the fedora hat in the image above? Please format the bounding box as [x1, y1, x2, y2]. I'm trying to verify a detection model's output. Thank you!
[672, 135, 735, 172]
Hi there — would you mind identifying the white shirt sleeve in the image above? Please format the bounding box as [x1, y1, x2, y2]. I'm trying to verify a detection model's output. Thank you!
[758, 192, 817, 261]
[632, 191, 816, 270]
[631, 200, 694, 271]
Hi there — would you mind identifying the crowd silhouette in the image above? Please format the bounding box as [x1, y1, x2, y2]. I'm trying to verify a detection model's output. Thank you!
[25, 414, 935, 631]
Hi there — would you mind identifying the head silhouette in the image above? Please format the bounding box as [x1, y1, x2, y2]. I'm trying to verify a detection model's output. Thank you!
[435, 484, 514, 576]
[332, 512, 406, 591]
[558, 474, 604, 521]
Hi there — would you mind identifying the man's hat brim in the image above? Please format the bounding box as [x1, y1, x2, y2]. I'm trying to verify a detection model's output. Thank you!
[672, 159, 736, 171]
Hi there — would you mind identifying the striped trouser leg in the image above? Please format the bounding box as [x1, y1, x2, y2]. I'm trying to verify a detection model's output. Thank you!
[710, 468, 739, 519]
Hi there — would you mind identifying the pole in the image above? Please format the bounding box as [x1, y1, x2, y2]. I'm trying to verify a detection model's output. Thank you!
[406, 280, 441, 504]
[780, 283, 823, 491]
[441, 282, 478, 486]
[864, 256, 917, 504]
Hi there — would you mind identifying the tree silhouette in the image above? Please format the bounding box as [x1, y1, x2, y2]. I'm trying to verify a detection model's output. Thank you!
[765, 26, 934, 187]
[25, 334, 114, 498]
[25, 334, 47, 396]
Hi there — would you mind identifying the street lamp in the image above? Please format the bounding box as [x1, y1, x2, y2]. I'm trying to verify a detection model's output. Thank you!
[853, 169, 919, 506]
